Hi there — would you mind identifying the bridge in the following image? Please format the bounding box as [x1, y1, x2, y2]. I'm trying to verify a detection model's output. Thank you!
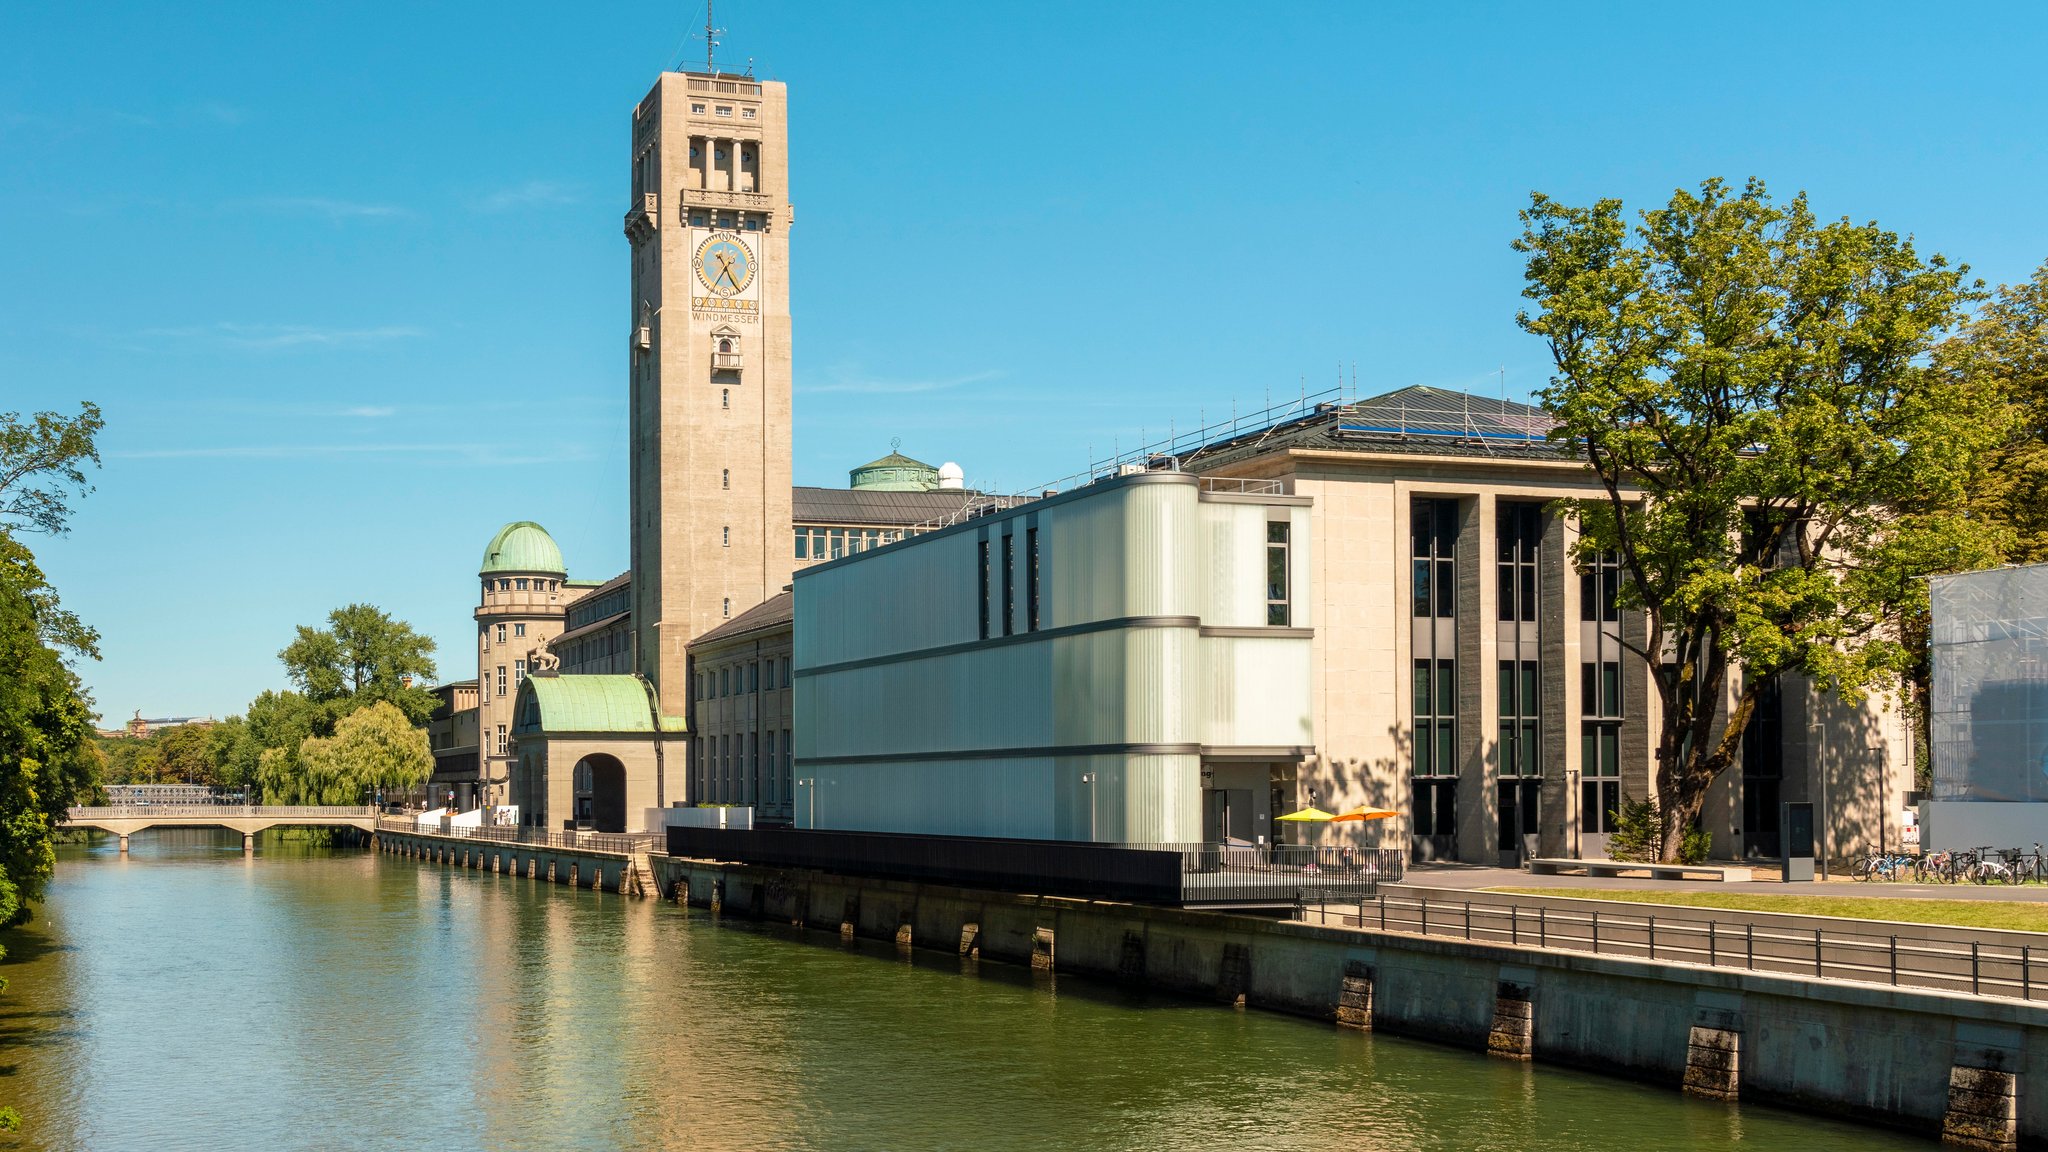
[63, 805, 381, 853]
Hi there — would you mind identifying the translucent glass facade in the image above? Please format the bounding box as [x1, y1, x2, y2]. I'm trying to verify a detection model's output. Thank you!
[1930, 565, 2048, 802]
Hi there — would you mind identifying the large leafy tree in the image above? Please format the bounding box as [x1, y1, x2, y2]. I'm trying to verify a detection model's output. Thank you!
[279, 603, 439, 727]
[280, 702, 431, 806]
[1515, 178, 2006, 861]
[1949, 261, 2048, 560]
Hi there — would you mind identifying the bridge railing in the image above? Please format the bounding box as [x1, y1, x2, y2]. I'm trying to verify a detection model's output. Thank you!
[67, 805, 381, 820]
[375, 816, 658, 856]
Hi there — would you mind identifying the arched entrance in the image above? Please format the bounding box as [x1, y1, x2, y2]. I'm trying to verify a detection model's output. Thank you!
[572, 754, 628, 833]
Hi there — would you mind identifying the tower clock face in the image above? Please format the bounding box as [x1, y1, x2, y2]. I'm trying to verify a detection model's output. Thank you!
[694, 234, 755, 296]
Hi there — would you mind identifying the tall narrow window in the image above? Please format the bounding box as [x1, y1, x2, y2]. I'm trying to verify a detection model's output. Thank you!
[722, 469, 730, 489]
[496, 665, 507, 697]
[496, 725, 507, 755]
[977, 539, 991, 639]
[514, 659, 526, 686]
[1497, 503, 1540, 621]
[1410, 498, 1460, 852]
[722, 389, 729, 409]
[1001, 533, 1015, 636]
[1581, 659, 1623, 833]
[794, 530, 809, 560]
[1411, 498, 1457, 619]
[1580, 550, 1621, 622]
[722, 525, 730, 548]
[1026, 526, 1041, 631]
[496, 624, 507, 644]
[1266, 521, 1291, 625]
[722, 597, 731, 617]
[1498, 660, 1539, 778]
[514, 623, 526, 638]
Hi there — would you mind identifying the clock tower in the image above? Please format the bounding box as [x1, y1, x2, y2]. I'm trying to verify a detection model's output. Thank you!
[623, 70, 793, 718]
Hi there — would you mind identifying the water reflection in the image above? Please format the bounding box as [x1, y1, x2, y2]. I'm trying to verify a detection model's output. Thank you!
[0, 832, 1937, 1151]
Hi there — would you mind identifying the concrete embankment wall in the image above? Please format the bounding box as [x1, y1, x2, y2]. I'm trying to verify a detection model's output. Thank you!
[377, 829, 636, 893]
[655, 855, 2048, 1149]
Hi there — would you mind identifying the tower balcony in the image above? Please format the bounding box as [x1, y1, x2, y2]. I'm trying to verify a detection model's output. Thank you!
[623, 192, 659, 244]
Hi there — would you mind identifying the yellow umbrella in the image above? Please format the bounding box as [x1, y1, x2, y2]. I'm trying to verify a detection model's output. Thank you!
[1276, 806, 1337, 822]
[1331, 805, 1400, 822]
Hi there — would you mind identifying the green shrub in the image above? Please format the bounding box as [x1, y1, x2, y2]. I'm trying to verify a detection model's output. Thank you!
[1606, 795, 1659, 861]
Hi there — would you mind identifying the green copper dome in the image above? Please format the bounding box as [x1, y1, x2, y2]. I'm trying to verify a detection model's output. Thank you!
[479, 521, 566, 576]
[849, 448, 939, 492]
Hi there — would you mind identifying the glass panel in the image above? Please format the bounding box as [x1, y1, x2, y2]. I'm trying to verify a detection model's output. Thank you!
[1267, 545, 1287, 603]
[1412, 559, 1432, 617]
[1522, 721, 1539, 775]
[1413, 661, 1431, 719]
[1498, 562, 1515, 620]
[1436, 721, 1455, 776]
[1435, 560, 1455, 619]
[1601, 662, 1620, 717]
[1437, 663, 1455, 717]
[1520, 566, 1536, 623]
[794, 531, 808, 559]
[1520, 663, 1538, 717]
[1498, 660, 1515, 716]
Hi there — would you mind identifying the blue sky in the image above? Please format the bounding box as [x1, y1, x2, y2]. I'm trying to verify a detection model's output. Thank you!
[5, 1, 2045, 724]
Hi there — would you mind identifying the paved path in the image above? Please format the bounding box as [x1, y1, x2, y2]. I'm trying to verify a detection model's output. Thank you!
[1404, 862, 2048, 902]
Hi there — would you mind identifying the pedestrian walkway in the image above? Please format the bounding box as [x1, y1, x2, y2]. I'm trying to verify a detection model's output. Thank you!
[1404, 861, 2048, 902]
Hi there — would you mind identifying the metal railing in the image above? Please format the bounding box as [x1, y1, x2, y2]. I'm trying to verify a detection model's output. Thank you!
[1195, 476, 1286, 496]
[376, 817, 657, 856]
[69, 805, 379, 819]
[1310, 892, 2048, 1002]
[1154, 844, 1403, 907]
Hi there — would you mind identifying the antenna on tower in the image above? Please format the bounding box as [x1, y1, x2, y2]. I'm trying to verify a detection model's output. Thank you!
[705, 0, 725, 73]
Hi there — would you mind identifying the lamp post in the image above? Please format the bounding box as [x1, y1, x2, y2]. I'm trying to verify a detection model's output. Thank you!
[1080, 772, 1097, 842]
[796, 778, 815, 829]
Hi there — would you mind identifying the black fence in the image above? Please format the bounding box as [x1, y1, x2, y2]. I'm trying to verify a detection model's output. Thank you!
[664, 827, 1401, 907]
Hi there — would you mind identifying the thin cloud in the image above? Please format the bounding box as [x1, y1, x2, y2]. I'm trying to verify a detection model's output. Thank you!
[125, 323, 426, 351]
[800, 369, 1002, 396]
[238, 196, 411, 221]
[110, 442, 594, 466]
[344, 405, 396, 418]
[480, 180, 580, 212]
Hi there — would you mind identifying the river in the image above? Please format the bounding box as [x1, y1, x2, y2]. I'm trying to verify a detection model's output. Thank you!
[0, 833, 1938, 1151]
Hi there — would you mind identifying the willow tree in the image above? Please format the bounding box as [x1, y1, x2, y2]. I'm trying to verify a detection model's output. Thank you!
[1515, 178, 2006, 861]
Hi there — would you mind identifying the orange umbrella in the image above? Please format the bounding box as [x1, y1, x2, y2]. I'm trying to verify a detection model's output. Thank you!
[1331, 805, 1400, 822]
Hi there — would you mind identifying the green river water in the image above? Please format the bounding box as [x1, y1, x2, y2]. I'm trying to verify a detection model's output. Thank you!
[0, 833, 1939, 1151]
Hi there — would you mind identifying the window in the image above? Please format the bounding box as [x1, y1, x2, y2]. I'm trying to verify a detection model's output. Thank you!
[1498, 503, 1540, 622]
[514, 623, 526, 638]
[1027, 526, 1041, 631]
[978, 539, 991, 640]
[496, 666, 507, 697]
[499, 579, 511, 591]
[723, 597, 731, 618]
[722, 525, 730, 548]
[691, 102, 706, 113]
[515, 578, 528, 591]
[747, 662, 758, 694]
[715, 105, 733, 117]
[795, 530, 809, 559]
[496, 725, 507, 755]
[482, 626, 490, 652]
[741, 107, 756, 120]
[1266, 521, 1291, 626]
[496, 624, 507, 644]
[1413, 659, 1457, 777]
[722, 389, 729, 409]
[1412, 498, 1458, 618]
[1580, 551, 1620, 622]
[514, 659, 526, 686]
[1498, 660, 1539, 777]
[719, 667, 729, 697]
[1001, 533, 1015, 636]
[1581, 660, 1623, 834]
[829, 528, 845, 559]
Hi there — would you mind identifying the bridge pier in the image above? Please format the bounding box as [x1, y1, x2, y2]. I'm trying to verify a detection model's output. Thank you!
[118, 834, 129, 854]
[242, 833, 254, 853]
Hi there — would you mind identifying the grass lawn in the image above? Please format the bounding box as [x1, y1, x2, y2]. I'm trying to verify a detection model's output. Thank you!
[1486, 887, 2048, 933]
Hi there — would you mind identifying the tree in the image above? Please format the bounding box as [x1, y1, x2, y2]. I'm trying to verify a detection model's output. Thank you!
[290, 702, 431, 806]
[1515, 178, 2007, 861]
[1949, 261, 2048, 560]
[0, 536, 102, 926]
[0, 402, 102, 538]
[279, 604, 439, 727]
